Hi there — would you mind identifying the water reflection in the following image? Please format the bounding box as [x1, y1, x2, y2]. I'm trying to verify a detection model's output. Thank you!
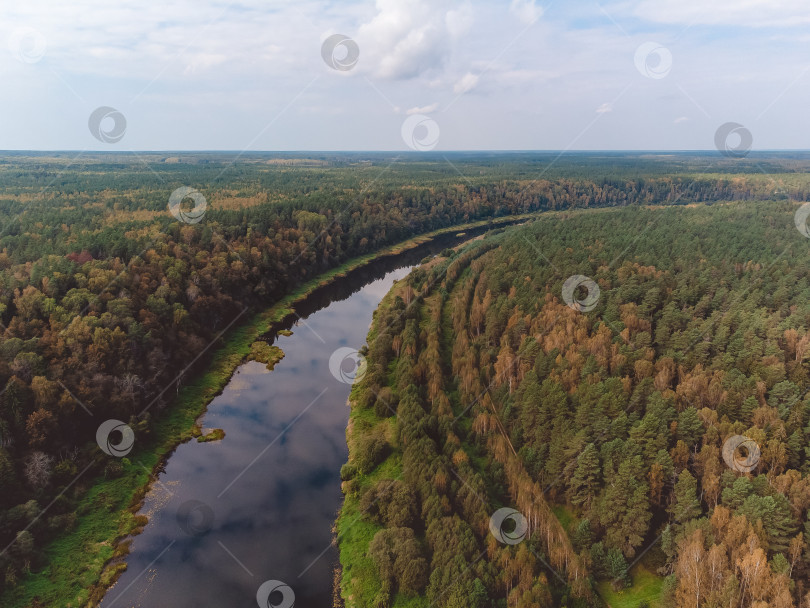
[99, 223, 514, 608]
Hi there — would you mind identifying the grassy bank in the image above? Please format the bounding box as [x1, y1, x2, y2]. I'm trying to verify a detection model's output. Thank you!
[336, 275, 412, 608]
[2, 212, 543, 608]
[596, 564, 664, 608]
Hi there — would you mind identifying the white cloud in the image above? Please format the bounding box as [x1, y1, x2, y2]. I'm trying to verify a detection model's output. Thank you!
[183, 53, 228, 76]
[596, 102, 613, 114]
[509, 0, 543, 24]
[0, 0, 312, 81]
[406, 102, 439, 115]
[631, 0, 810, 27]
[446, 5, 474, 37]
[453, 72, 479, 94]
[674, 116, 689, 124]
[357, 0, 472, 80]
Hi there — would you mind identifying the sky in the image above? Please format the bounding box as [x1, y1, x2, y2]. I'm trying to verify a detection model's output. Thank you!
[1, 0, 808, 151]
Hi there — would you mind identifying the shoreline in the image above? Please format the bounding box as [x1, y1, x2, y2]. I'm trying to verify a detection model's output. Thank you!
[2, 211, 544, 608]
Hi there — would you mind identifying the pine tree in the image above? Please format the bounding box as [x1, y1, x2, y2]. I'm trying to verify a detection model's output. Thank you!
[671, 470, 702, 525]
[739, 494, 799, 554]
[605, 547, 631, 590]
[741, 396, 759, 423]
[677, 407, 704, 448]
[720, 475, 753, 511]
[601, 455, 651, 557]
[787, 429, 803, 469]
[768, 380, 800, 420]
[572, 519, 593, 552]
[569, 443, 600, 511]
[623, 483, 652, 556]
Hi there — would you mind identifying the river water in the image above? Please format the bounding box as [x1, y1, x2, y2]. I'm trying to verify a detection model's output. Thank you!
[98, 228, 499, 608]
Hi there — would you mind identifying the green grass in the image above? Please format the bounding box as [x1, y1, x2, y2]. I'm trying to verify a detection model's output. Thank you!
[197, 428, 226, 442]
[392, 593, 430, 607]
[339, 446, 428, 608]
[337, 437, 403, 607]
[249, 341, 285, 370]
[336, 490, 386, 608]
[596, 563, 664, 608]
[338, 281, 412, 608]
[548, 501, 663, 608]
[550, 504, 578, 535]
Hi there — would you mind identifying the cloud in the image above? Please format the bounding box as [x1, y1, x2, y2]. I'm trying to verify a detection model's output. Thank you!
[0, 0, 311, 81]
[446, 5, 474, 37]
[183, 53, 228, 76]
[357, 0, 472, 80]
[509, 0, 543, 24]
[406, 103, 439, 115]
[596, 102, 613, 114]
[631, 0, 810, 27]
[0, 0, 808, 150]
[453, 72, 479, 94]
[674, 116, 689, 124]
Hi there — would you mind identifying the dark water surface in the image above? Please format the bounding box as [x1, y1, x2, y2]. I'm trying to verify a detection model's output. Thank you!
[98, 227, 509, 608]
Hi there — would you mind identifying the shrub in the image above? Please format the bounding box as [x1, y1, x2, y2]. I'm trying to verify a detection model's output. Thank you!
[373, 387, 399, 418]
[354, 429, 389, 474]
[340, 463, 357, 481]
[104, 461, 124, 479]
[359, 480, 419, 528]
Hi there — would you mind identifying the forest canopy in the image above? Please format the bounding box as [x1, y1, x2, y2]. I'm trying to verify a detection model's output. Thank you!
[339, 198, 810, 608]
[1, 152, 810, 604]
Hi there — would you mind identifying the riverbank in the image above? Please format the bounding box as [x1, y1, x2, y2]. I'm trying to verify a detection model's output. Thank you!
[1, 211, 543, 608]
[334, 236, 493, 608]
[335, 276, 414, 608]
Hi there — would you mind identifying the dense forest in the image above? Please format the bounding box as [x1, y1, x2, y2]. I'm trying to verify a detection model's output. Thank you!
[339, 199, 810, 608]
[1, 153, 810, 604]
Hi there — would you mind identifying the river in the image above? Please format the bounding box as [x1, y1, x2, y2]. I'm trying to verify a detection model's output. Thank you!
[98, 227, 501, 608]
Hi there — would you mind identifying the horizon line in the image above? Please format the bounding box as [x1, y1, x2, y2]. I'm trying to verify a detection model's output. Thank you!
[2, 149, 810, 154]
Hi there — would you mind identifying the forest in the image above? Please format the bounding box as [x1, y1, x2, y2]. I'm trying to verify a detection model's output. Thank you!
[0, 152, 809, 605]
[339, 198, 810, 608]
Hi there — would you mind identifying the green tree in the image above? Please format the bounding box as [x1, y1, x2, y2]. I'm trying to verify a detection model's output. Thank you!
[600, 455, 651, 557]
[569, 443, 600, 511]
[671, 470, 701, 525]
[676, 407, 703, 448]
[368, 527, 429, 597]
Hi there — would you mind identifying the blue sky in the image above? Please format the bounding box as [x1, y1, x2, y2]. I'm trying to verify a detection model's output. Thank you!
[1, 0, 808, 151]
